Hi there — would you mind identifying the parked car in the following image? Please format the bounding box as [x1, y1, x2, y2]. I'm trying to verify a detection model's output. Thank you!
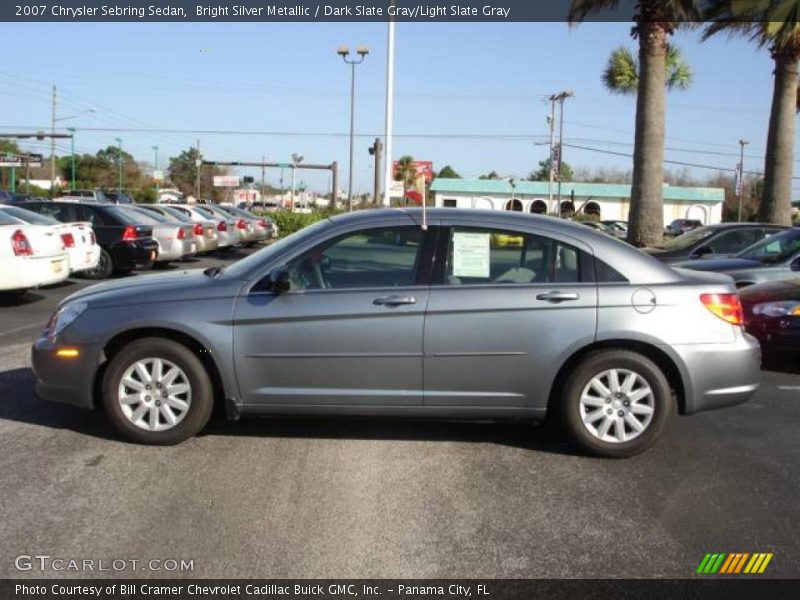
[740, 278, 800, 355]
[32, 208, 760, 456]
[577, 220, 626, 240]
[197, 203, 255, 244]
[216, 204, 275, 243]
[125, 206, 197, 267]
[674, 228, 800, 288]
[23, 202, 158, 279]
[55, 189, 109, 203]
[0, 209, 69, 294]
[0, 191, 31, 204]
[602, 220, 628, 234]
[172, 204, 238, 249]
[103, 191, 135, 205]
[643, 224, 788, 264]
[136, 204, 219, 255]
[0, 203, 100, 274]
[665, 219, 703, 237]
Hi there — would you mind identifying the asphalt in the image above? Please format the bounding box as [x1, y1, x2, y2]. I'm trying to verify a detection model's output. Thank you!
[0, 247, 798, 579]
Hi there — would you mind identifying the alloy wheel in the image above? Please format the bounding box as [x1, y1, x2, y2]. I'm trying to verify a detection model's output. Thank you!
[579, 368, 655, 444]
[117, 357, 192, 432]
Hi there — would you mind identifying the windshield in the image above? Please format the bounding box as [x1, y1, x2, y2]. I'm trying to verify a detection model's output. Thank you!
[222, 206, 254, 218]
[156, 206, 192, 222]
[222, 218, 333, 280]
[110, 206, 159, 225]
[739, 229, 800, 263]
[0, 205, 59, 226]
[131, 207, 170, 223]
[658, 226, 715, 251]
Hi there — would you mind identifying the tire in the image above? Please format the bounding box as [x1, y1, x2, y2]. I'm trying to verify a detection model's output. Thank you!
[558, 350, 674, 458]
[84, 248, 114, 280]
[153, 261, 171, 270]
[101, 337, 214, 445]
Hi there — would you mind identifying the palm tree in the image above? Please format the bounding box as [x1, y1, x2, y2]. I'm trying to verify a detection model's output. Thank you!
[394, 155, 418, 205]
[703, 2, 800, 226]
[569, 0, 702, 247]
[603, 45, 693, 93]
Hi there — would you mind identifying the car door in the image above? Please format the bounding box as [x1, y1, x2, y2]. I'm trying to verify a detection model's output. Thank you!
[233, 224, 434, 408]
[423, 224, 597, 409]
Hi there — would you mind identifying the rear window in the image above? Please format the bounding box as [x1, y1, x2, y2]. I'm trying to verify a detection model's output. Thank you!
[193, 206, 216, 219]
[0, 212, 16, 225]
[0, 205, 59, 226]
[106, 206, 155, 225]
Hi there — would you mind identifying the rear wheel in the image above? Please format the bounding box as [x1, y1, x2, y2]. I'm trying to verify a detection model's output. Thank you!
[101, 338, 213, 445]
[558, 350, 674, 458]
[84, 248, 113, 279]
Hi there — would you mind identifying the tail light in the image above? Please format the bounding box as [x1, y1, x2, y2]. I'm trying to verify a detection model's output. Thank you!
[258, 219, 267, 228]
[11, 229, 33, 256]
[236, 219, 247, 230]
[217, 221, 228, 232]
[700, 293, 743, 327]
[122, 226, 137, 241]
[193, 223, 204, 236]
[177, 227, 186, 240]
[60, 233, 75, 248]
[90, 231, 96, 245]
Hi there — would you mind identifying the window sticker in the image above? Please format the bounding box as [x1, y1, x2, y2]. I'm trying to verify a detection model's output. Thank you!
[452, 232, 491, 278]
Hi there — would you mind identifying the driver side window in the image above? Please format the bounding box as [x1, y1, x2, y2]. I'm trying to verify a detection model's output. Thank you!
[286, 227, 424, 291]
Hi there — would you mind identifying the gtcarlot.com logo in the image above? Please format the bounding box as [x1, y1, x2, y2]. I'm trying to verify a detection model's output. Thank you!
[696, 552, 773, 574]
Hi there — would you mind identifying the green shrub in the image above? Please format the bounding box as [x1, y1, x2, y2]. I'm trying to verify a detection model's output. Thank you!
[255, 209, 344, 238]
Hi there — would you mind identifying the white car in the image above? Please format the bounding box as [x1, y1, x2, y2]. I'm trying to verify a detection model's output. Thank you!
[0, 210, 69, 293]
[0, 204, 101, 274]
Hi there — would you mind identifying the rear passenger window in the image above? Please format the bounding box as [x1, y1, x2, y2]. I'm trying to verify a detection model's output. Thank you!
[595, 258, 628, 283]
[444, 227, 585, 285]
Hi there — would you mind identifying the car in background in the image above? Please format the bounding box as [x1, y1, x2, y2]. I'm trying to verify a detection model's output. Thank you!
[103, 191, 135, 204]
[197, 203, 255, 244]
[216, 204, 276, 243]
[32, 208, 760, 457]
[0, 191, 32, 204]
[0, 209, 69, 295]
[643, 224, 788, 264]
[740, 278, 800, 356]
[55, 189, 109, 203]
[674, 228, 800, 288]
[577, 220, 626, 240]
[0, 203, 100, 275]
[602, 220, 628, 235]
[141, 204, 220, 254]
[172, 204, 238, 249]
[23, 201, 158, 279]
[122, 206, 197, 267]
[665, 219, 703, 237]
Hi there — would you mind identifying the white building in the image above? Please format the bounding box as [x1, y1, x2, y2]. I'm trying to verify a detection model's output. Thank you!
[430, 179, 725, 225]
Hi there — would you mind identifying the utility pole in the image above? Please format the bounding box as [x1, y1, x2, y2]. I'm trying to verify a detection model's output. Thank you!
[114, 137, 123, 194]
[50, 85, 56, 195]
[260, 152, 266, 203]
[67, 127, 76, 190]
[547, 97, 556, 216]
[369, 137, 383, 205]
[551, 90, 574, 213]
[737, 139, 749, 222]
[383, 14, 395, 207]
[152, 146, 159, 205]
[331, 161, 339, 209]
[195, 139, 201, 200]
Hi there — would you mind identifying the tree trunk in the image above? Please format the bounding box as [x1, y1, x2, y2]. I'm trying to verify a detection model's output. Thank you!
[627, 23, 668, 247]
[759, 52, 797, 226]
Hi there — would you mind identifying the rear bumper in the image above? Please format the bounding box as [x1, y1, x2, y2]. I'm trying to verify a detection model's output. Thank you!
[109, 240, 158, 270]
[669, 332, 761, 415]
[67, 245, 102, 273]
[0, 254, 69, 291]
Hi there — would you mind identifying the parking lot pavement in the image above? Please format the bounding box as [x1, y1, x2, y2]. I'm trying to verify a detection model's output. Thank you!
[0, 247, 798, 579]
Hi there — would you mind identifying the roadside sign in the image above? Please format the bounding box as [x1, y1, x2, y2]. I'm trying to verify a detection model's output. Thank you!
[213, 175, 240, 187]
[153, 170, 164, 182]
[0, 153, 43, 168]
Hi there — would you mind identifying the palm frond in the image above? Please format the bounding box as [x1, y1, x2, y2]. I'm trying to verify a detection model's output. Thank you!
[602, 46, 640, 94]
[567, 0, 621, 24]
[703, 0, 800, 54]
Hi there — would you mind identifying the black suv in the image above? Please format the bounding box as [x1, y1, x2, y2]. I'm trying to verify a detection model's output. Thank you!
[23, 202, 158, 278]
[644, 223, 789, 263]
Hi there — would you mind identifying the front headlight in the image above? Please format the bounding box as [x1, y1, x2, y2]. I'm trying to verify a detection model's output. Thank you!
[752, 301, 800, 317]
[46, 302, 88, 340]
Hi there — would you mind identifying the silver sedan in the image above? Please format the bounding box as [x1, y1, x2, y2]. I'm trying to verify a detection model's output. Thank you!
[32, 209, 760, 457]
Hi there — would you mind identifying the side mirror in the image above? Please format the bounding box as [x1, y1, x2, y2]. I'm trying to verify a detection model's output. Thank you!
[693, 245, 713, 258]
[269, 268, 291, 294]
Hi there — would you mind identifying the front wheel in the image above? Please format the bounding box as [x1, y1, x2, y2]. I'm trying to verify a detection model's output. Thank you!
[558, 350, 674, 458]
[101, 338, 214, 445]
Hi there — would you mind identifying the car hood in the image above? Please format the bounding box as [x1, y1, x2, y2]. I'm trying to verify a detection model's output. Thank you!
[672, 257, 763, 272]
[60, 269, 237, 308]
[739, 278, 800, 305]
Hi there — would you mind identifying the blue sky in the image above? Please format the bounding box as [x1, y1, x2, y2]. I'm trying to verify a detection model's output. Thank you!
[0, 22, 794, 195]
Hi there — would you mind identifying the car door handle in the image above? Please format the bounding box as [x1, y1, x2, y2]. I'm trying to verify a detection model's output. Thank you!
[373, 295, 417, 306]
[536, 291, 580, 302]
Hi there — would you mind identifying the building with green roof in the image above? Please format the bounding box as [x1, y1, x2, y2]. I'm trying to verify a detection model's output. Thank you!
[429, 178, 726, 225]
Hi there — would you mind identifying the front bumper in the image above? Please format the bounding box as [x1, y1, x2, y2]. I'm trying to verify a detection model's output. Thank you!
[31, 336, 102, 409]
[668, 331, 761, 415]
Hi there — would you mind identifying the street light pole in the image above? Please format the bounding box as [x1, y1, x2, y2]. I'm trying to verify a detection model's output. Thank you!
[291, 153, 303, 212]
[338, 44, 369, 212]
[737, 139, 749, 222]
[67, 127, 76, 190]
[152, 145, 159, 204]
[50, 85, 56, 195]
[114, 137, 123, 194]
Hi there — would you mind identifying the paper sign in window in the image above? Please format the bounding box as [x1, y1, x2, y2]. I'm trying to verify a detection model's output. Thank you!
[452, 232, 490, 278]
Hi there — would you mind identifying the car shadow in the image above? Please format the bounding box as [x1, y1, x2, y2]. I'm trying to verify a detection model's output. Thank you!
[0, 366, 581, 455]
[0, 291, 46, 307]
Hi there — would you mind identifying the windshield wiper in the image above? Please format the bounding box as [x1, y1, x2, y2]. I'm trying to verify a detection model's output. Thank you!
[203, 266, 225, 278]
